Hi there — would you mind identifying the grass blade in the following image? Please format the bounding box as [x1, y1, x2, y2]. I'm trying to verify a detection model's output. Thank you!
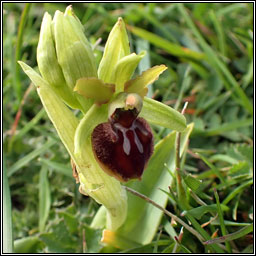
[214, 189, 232, 252]
[14, 108, 46, 141]
[8, 139, 55, 177]
[204, 224, 253, 245]
[15, 3, 32, 101]
[195, 118, 253, 137]
[38, 158, 73, 178]
[222, 179, 253, 205]
[127, 24, 205, 61]
[3, 154, 13, 253]
[39, 165, 51, 233]
[177, 4, 253, 115]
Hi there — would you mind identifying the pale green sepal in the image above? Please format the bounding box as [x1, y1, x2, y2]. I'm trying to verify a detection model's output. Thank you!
[74, 104, 108, 156]
[98, 17, 130, 83]
[140, 97, 187, 132]
[53, 10, 97, 89]
[125, 65, 167, 97]
[74, 78, 115, 105]
[18, 61, 79, 156]
[19, 61, 127, 232]
[64, 5, 85, 33]
[113, 51, 146, 93]
[37, 12, 82, 110]
[53, 9, 98, 112]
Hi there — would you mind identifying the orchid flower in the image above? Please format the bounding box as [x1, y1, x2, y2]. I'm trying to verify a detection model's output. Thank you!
[19, 6, 186, 233]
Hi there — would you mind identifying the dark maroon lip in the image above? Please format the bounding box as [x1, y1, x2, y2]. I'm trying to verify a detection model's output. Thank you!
[92, 115, 154, 182]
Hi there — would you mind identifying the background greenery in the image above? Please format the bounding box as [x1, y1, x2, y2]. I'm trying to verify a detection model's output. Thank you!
[3, 2, 253, 253]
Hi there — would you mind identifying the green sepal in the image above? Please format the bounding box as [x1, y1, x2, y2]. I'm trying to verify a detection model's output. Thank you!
[98, 17, 130, 83]
[74, 78, 115, 105]
[140, 97, 187, 132]
[125, 65, 167, 97]
[113, 51, 146, 93]
[18, 61, 79, 157]
[37, 12, 82, 109]
[53, 8, 97, 112]
[53, 9, 97, 86]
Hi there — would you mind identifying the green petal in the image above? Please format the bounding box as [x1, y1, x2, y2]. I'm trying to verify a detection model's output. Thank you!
[140, 97, 187, 132]
[98, 17, 130, 83]
[37, 12, 82, 109]
[125, 65, 167, 97]
[113, 51, 146, 93]
[74, 77, 115, 105]
[74, 104, 108, 155]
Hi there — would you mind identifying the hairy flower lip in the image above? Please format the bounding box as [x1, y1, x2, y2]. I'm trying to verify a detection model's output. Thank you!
[92, 105, 154, 183]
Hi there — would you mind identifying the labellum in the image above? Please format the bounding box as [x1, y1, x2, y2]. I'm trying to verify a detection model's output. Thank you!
[92, 93, 154, 182]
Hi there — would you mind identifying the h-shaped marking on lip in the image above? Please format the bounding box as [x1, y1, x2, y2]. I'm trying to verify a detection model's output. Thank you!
[113, 122, 144, 155]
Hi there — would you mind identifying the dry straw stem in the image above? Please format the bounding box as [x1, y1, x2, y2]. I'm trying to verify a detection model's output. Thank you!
[123, 186, 205, 243]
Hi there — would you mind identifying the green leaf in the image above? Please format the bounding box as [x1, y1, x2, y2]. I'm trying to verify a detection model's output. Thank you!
[3, 155, 13, 253]
[182, 204, 229, 220]
[14, 236, 42, 253]
[98, 17, 130, 83]
[39, 165, 51, 233]
[58, 211, 79, 235]
[81, 225, 104, 253]
[74, 77, 115, 105]
[98, 123, 193, 248]
[39, 219, 76, 253]
[125, 65, 167, 97]
[140, 97, 186, 132]
[182, 172, 203, 193]
[113, 51, 146, 92]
